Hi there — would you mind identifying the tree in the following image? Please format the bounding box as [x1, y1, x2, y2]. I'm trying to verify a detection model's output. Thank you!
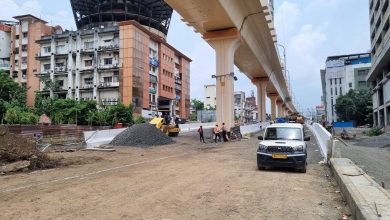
[191, 99, 204, 111]
[0, 71, 27, 121]
[335, 89, 373, 126]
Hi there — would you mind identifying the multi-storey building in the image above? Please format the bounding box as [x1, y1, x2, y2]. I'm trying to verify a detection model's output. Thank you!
[234, 91, 245, 119]
[204, 84, 216, 110]
[9, 14, 57, 106]
[34, 0, 191, 119]
[368, 0, 390, 128]
[320, 53, 371, 123]
[0, 22, 12, 73]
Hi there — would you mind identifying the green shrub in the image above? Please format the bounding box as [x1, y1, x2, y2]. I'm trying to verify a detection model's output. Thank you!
[135, 116, 146, 124]
[368, 127, 383, 136]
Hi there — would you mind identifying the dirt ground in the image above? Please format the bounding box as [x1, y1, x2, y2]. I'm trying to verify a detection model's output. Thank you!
[0, 129, 349, 220]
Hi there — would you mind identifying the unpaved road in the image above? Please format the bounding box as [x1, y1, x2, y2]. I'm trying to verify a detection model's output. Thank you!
[0, 129, 348, 219]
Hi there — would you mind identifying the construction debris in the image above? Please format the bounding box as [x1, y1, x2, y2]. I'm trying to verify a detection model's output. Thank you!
[110, 124, 174, 147]
[0, 125, 60, 173]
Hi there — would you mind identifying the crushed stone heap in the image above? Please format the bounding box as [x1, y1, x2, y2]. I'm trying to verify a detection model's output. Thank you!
[110, 123, 174, 147]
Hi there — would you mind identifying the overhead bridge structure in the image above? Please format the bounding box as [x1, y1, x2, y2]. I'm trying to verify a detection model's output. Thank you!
[165, 0, 297, 130]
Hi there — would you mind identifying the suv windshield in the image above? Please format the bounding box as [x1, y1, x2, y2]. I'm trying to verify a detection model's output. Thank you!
[264, 127, 302, 141]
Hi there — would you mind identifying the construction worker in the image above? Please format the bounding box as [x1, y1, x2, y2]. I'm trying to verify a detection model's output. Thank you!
[198, 125, 205, 143]
[221, 122, 228, 142]
[213, 124, 221, 143]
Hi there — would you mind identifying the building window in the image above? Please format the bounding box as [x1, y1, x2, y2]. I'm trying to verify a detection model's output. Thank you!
[334, 78, 337, 85]
[22, 32, 28, 38]
[339, 78, 342, 84]
[335, 87, 338, 95]
[104, 58, 112, 65]
[358, 81, 367, 87]
[340, 87, 342, 95]
[84, 77, 93, 85]
[103, 77, 112, 83]
[330, 79, 332, 85]
[43, 46, 51, 53]
[21, 45, 27, 52]
[58, 80, 64, 87]
[113, 71, 119, 82]
[15, 35, 19, 40]
[349, 82, 352, 88]
[85, 60, 92, 67]
[55, 62, 64, 67]
[357, 69, 368, 76]
[56, 45, 65, 53]
[84, 41, 94, 49]
[43, 64, 50, 70]
[331, 88, 333, 96]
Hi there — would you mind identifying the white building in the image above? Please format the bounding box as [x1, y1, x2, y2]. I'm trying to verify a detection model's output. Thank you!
[234, 91, 245, 119]
[321, 53, 371, 123]
[204, 84, 216, 109]
[0, 23, 12, 73]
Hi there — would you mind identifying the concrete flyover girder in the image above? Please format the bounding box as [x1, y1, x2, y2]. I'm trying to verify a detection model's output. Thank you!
[165, 0, 297, 121]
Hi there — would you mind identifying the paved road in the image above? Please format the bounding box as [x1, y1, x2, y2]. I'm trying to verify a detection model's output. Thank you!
[335, 138, 390, 191]
[0, 129, 348, 219]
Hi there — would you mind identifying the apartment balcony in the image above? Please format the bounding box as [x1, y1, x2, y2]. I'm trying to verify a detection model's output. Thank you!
[80, 66, 94, 72]
[22, 51, 27, 57]
[12, 72, 18, 78]
[81, 84, 94, 90]
[175, 95, 181, 101]
[22, 38, 28, 45]
[81, 47, 95, 54]
[98, 81, 119, 89]
[97, 44, 119, 52]
[39, 70, 51, 76]
[0, 64, 10, 71]
[55, 49, 68, 57]
[149, 101, 157, 106]
[149, 75, 158, 83]
[149, 57, 159, 67]
[54, 67, 68, 75]
[149, 87, 157, 94]
[21, 75, 27, 83]
[21, 63, 27, 70]
[36, 52, 51, 60]
[175, 84, 182, 91]
[13, 47, 19, 54]
[98, 63, 119, 70]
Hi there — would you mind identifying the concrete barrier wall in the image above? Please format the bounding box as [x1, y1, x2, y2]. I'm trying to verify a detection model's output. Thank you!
[306, 122, 331, 160]
[179, 122, 215, 132]
[240, 122, 269, 135]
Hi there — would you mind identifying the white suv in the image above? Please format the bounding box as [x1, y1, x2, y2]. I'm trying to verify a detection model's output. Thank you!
[256, 123, 310, 173]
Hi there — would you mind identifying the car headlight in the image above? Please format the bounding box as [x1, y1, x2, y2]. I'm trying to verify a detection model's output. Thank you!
[258, 144, 267, 152]
[295, 145, 304, 152]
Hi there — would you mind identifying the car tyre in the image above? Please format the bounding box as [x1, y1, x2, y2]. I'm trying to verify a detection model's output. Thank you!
[257, 163, 265, 170]
[298, 164, 307, 173]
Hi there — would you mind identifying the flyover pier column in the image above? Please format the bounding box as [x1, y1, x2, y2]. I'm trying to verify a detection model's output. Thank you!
[282, 104, 286, 116]
[252, 77, 269, 122]
[276, 100, 283, 117]
[268, 93, 278, 121]
[204, 28, 240, 130]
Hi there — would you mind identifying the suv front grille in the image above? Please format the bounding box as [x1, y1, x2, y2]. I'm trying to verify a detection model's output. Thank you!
[267, 146, 293, 153]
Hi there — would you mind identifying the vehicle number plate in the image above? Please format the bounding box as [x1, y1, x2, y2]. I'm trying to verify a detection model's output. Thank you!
[272, 154, 288, 159]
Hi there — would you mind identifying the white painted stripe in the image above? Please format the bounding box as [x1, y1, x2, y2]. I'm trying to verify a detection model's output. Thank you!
[1, 153, 188, 193]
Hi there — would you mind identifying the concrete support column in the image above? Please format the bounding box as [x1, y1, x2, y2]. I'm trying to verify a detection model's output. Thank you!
[252, 77, 269, 122]
[75, 32, 81, 101]
[282, 104, 286, 116]
[50, 38, 55, 98]
[93, 30, 99, 102]
[205, 28, 240, 131]
[268, 93, 278, 120]
[67, 34, 73, 99]
[276, 100, 283, 117]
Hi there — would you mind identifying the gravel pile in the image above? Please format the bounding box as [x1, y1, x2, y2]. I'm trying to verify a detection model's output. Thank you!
[110, 124, 174, 147]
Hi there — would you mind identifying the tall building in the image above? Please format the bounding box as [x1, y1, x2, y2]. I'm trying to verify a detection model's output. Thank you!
[34, 0, 191, 119]
[320, 53, 371, 123]
[368, 0, 390, 128]
[234, 91, 245, 119]
[9, 14, 58, 106]
[204, 84, 216, 110]
[0, 22, 12, 73]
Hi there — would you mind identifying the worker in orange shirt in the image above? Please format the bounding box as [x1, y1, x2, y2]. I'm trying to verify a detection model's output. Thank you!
[213, 124, 221, 143]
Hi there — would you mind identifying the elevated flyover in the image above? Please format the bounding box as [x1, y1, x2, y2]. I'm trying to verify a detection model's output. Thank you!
[165, 0, 296, 129]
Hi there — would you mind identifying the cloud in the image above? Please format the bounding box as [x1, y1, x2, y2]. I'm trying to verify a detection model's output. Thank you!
[289, 24, 327, 54]
[274, 1, 300, 42]
[0, 0, 42, 20]
[304, 0, 341, 11]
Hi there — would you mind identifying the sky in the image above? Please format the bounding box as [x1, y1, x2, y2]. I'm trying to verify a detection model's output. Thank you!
[0, 0, 371, 114]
